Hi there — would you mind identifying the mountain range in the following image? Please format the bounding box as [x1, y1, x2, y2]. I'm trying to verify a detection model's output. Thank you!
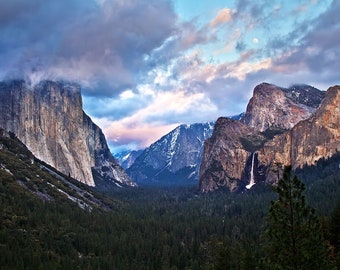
[0, 79, 338, 193]
[199, 83, 339, 192]
[114, 113, 245, 186]
[126, 122, 215, 185]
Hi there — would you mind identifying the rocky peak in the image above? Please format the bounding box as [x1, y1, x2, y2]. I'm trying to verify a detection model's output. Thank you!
[241, 82, 324, 132]
[127, 122, 214, 185]
[258, 85, 340, 182]
[0, 79, 135, 188]
[114, 150, 143, 170]
[284, 84, 325, 108]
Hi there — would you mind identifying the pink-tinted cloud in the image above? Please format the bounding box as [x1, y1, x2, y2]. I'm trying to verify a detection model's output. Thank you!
[92, 85, 218, 150]
[209, 8, 234, 28]
[106, 122, 179, 150]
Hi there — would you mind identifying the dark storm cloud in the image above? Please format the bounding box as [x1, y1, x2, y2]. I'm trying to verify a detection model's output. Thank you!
[0, 0, 177, 96]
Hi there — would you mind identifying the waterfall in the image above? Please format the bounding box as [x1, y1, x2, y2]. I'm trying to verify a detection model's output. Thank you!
[246, 152, 256, 189]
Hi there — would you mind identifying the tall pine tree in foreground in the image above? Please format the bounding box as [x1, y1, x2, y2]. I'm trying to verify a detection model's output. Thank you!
[264, 166, 331, 270]
[329, 199, 340, 268]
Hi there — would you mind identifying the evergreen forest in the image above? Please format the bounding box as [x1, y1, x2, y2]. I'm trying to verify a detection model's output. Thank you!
[0, 132, 339, 269]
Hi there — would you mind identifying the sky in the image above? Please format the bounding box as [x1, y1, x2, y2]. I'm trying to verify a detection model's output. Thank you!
[0, 0, 339, 153]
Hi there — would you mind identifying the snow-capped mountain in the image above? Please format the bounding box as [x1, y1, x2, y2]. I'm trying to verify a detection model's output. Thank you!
[114, 150, 143, 169]
[127, 122, 215, 186]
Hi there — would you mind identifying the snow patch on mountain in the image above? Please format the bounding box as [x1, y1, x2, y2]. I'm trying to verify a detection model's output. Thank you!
[127, 121, 215, 185]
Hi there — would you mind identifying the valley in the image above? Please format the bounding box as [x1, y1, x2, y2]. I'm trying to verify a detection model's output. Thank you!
[1, 126, 339, 268]
[0, 80, 339, 269]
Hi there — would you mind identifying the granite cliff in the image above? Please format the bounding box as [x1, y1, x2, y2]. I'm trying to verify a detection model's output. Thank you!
[258, 85, 340, 182]
[0, 80, 135, 187]
[199, 118, 259, 192]
[199, 83, 337, 192]
[241, 83, 325, 131]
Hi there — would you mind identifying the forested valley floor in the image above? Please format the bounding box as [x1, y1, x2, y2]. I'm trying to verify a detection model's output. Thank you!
[1, 150, 339, 269]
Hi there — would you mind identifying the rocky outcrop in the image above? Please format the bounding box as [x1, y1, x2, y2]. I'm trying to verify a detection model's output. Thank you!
[0, 80, 135, 187]
[199, 83, 337, 192]
[241, 83, 324, 131]
[258, 85, 340, 182]
[128, 122, 214, 185]
[199, 118, 257, 192]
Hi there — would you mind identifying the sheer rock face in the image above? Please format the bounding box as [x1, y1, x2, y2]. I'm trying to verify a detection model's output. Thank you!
[199, 118, 257, 192]
[258, 85, 340, 182]
[199, 83, 338, 192]
[241, 83, 325, 131]
[0, 80, 134, 187]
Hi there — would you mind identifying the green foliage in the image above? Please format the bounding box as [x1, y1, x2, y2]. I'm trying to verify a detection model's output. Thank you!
[0, 174, 276, 269]
[264, 166, 331, 270]
[295, 151, 340, 214]
[329, 199, 340, 268]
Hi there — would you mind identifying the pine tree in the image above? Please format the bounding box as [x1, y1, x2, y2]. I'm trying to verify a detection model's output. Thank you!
[264, 166, 331, 270]
[329, 199, 340, 268]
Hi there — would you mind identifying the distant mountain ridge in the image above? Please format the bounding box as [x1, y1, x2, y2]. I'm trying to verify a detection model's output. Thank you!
[0, 80, 135, 188]
[114, 150, 143, 169]
[127, 122, 215, 185]
[113, 113, 245, 185]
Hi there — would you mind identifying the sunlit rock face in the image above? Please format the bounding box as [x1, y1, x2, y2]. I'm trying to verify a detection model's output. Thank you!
[258, 85, 340, 183]
[0, 80, 134, 187]
[199, 83, 338, 192]
[199, 118, 256, 192]
[241, 83, 325, 131]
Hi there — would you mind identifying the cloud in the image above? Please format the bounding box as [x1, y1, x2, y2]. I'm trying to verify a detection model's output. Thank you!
[0, 0, 177, 96]
[226, 58, 272, 81]
[92, 0, 339, 151]
[235, 41, 247, 52]
[98, 119, 179, 151]
[292, 0, 317, 14]
[209, 8, 234, 28]
[145, 20, 216, 70]
[268, 0, 340, 86]
[93, 87, 218, 151]
[1, 0, 337, 152]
